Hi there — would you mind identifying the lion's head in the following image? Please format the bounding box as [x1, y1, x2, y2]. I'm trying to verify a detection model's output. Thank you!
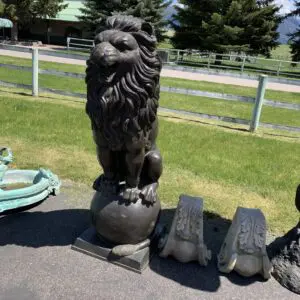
[86, 15, 162, 150]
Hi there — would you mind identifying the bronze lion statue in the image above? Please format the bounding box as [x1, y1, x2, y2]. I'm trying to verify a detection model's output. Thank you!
[86, 15, 163, 204]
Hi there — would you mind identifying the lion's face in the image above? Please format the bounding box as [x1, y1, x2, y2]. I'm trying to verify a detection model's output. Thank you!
[86, 15, 161, 149]
[90, 30, 140, 83]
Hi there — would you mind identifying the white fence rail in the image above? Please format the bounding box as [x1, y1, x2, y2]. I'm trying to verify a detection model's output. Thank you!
[66, 37, 300, 79]
[1, 48, 300, 133]
[66, 37, 94, 50]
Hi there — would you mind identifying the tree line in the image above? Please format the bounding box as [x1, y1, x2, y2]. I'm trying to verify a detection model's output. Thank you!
[0, 0, 67, 42]
[0, 0, 299, 62]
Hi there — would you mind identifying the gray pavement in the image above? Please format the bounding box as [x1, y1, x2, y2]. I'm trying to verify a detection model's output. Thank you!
[1, 49, 300, 93]
[0, 182, 298, 300]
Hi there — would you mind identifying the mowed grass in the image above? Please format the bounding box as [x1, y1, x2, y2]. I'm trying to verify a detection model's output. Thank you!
[1, 62, 299, 105]
[0, 91, 299, 234]
[160, 93, 300, 127]
[161, 77, 300, 105]
[1, 54, 300, 104]
[0, 63, 299, 128]
[271, 45, 292, 60]
[0, 54, 299, 128]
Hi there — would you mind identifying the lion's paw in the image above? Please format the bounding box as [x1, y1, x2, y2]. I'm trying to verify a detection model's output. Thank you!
[122, 187, 141, 202]
[140, 183, 158, 204]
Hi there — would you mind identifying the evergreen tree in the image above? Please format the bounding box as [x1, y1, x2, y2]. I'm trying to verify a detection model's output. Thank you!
[78, 1, 125, 36]
[32, 0, 68, 44]
[171, 0, 281, 57]
[121, 0, 171, 41]
[200, 1, 248, 53]
[79, 0, 170, 41]
[171, 0, 220, 50]
[0, 0, 5, 16]
[2, 0, 34, 40]
[32, 0, 67, 19]
[288, 1, 300, 62]
[240, 0, 281, 57]
[2, 0, 67, 41]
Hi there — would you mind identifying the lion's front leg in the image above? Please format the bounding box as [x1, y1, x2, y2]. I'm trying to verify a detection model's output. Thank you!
[123, 148, 145, 202]
[93, 145, 119, 193]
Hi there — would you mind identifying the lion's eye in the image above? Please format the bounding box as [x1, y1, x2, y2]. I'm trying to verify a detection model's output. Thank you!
[115, 39, 134, 51]
[94, 35, 103, 45]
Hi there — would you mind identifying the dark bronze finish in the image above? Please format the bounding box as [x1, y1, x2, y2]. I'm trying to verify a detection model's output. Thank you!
[85, 15, 163, 257]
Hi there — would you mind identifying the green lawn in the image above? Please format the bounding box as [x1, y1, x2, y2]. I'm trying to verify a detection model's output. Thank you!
[0, 61, 299, 128]
[160, 92, 300, 127]
[1, 54, 299, 104]
[271, 45, 292, 60]
[161, 77, 300, 105]
[0, 55, 86, 73]
[0, 91, 299, 234]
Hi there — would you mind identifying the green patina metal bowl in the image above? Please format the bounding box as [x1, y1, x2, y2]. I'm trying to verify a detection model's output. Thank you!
[0, 148, 60, 213]
[0, 169, 60, 213]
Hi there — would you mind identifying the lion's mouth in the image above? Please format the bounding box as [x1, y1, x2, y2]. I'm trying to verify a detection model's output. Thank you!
[100, 64, 118, 83]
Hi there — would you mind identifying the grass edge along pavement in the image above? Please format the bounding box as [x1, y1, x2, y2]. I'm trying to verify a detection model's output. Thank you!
[0, 90, 299, 235]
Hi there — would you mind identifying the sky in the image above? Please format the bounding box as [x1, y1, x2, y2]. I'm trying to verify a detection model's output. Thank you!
[275, 0, 295, 14]
[172, 0, 296, 15]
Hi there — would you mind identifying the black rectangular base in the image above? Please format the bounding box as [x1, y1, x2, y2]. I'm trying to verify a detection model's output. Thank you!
[71, 227, 150, 273]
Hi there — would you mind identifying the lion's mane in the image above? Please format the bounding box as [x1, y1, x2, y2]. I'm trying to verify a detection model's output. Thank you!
[86, 15, 162, 150]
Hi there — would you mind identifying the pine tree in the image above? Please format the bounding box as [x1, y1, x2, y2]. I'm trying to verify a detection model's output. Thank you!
[288, 1, 300, 62]
[2, 0, 67, 41]
[121, 0, 171, 42]
[0, 0, 5, 16]
[32, 0, 67, 19]
[240, 0, 281, 57]
[79, 0, 170, 41]
[201, 1, 248, 53]
[171, 0, 281, 57]
[32, 0, 68, 44]
[78, 1, 126, 36]
[2, 0, 34, 40]
[171, 0, 220, 50]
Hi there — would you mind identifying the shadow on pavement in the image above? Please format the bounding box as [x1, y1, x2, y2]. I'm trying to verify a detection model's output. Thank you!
[0, 208, 90, 247]
[0, 203, 266, 292]
[150, 208, 264, 292]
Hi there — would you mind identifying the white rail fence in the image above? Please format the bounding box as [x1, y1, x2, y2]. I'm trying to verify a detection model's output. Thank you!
[66, 37, 300, 79]
[0, 48, 300, 133]
[66, 37, 94, 50]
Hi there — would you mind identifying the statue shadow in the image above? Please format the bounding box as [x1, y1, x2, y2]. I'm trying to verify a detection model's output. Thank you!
[161, 114, 249, 133]
[150, 208, 265, 292]
[0, 206, 90, 247]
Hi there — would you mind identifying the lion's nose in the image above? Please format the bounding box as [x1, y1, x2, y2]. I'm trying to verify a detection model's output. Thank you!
[93, 42, 118, 67]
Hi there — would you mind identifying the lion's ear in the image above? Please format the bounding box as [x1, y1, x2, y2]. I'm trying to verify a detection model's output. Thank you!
[141, 22, 154, 36]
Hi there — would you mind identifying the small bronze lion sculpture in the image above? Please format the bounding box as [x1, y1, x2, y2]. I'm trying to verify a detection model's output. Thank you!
[86, 15, 163, 203]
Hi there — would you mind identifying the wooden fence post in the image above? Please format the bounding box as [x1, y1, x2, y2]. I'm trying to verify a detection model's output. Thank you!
[249, 74, 268, 132]
[32, 48, 39, 97]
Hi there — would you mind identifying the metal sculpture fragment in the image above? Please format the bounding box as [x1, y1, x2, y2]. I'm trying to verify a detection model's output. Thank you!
[218, 207, 272, 279]
[160, 195, 211, 266]
[0, 147, 60, 212]
[268, 185, 300, 294]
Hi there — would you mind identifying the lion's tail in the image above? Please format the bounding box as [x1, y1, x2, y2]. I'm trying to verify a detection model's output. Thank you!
[111, 239, 150, 256]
